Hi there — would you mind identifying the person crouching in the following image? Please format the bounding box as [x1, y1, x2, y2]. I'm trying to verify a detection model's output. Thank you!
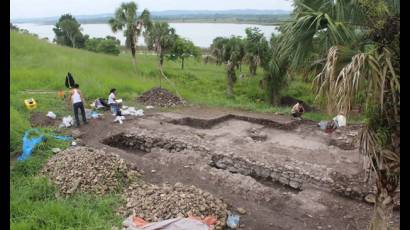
[291, 101, 305, 119]
[108, 88, 121, 116]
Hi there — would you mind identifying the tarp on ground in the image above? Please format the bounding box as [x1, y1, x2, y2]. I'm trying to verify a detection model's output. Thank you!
[123, 216, 214, 230]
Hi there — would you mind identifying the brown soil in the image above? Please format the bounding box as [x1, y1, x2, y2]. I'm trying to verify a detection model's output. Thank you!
[30, 112, 58, 127]
[72, 106, 399, 230]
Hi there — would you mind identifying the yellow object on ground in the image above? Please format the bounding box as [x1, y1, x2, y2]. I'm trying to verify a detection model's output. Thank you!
[58, 90, 65, 98]
[24, 98, 37, 110]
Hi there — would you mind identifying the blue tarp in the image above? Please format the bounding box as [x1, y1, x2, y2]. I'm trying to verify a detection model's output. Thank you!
[17, 129, 73, 161]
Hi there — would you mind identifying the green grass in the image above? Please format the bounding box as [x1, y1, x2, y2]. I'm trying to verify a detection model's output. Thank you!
[10, 31, 364, 230]
[10, 138, 123, 230]
[10, 31, 338, 152]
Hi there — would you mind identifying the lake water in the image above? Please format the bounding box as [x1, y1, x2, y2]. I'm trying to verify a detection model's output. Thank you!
[15, 23, 278, 48]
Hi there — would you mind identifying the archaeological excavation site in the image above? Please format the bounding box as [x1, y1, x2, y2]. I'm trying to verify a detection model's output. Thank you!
[43, 105, 397, 230]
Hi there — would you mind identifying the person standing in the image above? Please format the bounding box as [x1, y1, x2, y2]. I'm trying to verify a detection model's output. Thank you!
[68, 84, 87, 127]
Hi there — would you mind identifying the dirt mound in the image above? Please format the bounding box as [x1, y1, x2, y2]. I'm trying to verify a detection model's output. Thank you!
[119, 182, 228, 229]
[30, 112, 58, 127]
[137, 87, 184, 107]
[41, 147, 140, 196]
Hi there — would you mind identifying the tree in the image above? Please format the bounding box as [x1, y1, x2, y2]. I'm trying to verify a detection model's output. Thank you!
[53, 14, 86, 48]
[145, 22, 178, 87]
[85, 38, 103, 52]
[304, 0, 400, 230]
[97, 39, 120, 55]
[85, 37, 120, 55]
[169, 37, 201, 69]
[109, 2, 152, 67]
[210, 37, 227, 65]
[106, 36, 121, 46]
[10, 23, 19, 30]
[210, 36, 244, 97]
[244, 27, 270, 76]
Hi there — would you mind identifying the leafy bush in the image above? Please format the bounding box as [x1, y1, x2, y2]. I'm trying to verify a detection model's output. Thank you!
[97, 39, 120, 55]
[85, 37, 120, 55]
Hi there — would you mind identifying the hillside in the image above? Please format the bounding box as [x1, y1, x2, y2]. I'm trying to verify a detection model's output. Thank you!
[12, 31, 297, 152]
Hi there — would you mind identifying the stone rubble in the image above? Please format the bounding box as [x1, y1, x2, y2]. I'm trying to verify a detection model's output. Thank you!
[118, 182, 228, 230]
[41, 147, 140, 196]
[137, 87, 185, 107]
[41, 146, 229, 229]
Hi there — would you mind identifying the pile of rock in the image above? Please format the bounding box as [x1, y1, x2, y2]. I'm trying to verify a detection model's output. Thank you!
[41, 147, 140, 196]
[137, 87, 184, 107]
[119, 182, 228, 229]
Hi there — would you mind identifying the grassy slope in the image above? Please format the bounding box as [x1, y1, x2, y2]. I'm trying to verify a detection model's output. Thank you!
[11, 31, 272, 107]
[10, 31, 296, 149]
[9, 31, 335, 229]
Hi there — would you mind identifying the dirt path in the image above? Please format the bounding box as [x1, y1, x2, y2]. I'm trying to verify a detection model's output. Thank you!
[74, 106, 399, 230]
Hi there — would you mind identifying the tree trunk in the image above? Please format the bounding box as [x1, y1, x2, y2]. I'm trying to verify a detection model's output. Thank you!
[159, 53, 164, 88]
[181, 57, 185, 70]
[227, 73, 234, 97]
[226, 61, 235, 97]
[159, 63, 162, 88]
[369, 184, 394, 230]
[69, 35, 76, 48]
[130, 40, 137, 68]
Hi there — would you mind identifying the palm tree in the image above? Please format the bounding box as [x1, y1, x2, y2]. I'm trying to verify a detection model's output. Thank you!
[210, 37, 227, 65]
[145, 22, 178, 87]
[244, 27, 270, 76]
[306, 0, 400, 230]
[211, 36, 244, 97]
[109, 2, 151, 68]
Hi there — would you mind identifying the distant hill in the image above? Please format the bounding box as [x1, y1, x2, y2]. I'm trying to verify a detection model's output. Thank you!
[11, 9, 291, 25]
[150, 9, 291, 16]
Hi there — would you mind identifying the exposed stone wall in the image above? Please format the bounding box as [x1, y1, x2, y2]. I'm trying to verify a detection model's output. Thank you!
[102, 132, 210, 154]
[103, 129, 378, 204]
[209, 153, 375, 202]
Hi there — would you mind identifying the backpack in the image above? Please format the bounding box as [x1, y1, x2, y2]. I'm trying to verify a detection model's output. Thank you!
[65, 72, 75, 88]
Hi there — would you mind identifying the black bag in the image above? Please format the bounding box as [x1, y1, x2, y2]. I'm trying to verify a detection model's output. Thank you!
[65, 72, 75, 88]
[98, 98, 110, 107]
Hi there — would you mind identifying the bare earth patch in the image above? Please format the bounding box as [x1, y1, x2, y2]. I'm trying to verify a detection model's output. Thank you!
[73, 106, 399, 230]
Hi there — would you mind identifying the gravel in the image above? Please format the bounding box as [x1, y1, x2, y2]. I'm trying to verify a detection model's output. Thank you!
[118, 182, 228, 229]
[137, 87, 184, 107]
[42, 146, 229, 228]
[41, 146, 140, 196]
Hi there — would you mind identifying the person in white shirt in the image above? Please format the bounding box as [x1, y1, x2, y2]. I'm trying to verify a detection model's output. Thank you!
[68, 84, 87, 127]
[108, 88, 120, 116]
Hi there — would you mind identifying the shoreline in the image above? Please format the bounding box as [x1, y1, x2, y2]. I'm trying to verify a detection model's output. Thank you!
[16, 20, 286, 26]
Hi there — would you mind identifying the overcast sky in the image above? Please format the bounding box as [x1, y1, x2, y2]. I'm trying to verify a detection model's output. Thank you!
[11, 0, 293, 19]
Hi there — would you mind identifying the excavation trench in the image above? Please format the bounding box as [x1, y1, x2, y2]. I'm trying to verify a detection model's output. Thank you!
[168, 115, 357, 150]
[101, 131, 379, 205]
[167, 114, 302, 130]
[101, 132, 206, 154]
